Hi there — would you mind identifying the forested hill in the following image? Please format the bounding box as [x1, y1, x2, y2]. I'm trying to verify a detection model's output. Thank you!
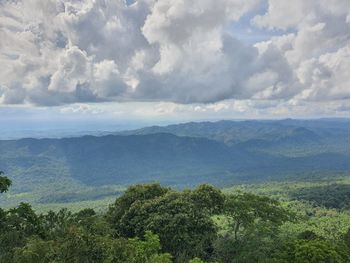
[117, 119, 350, 148]
[1, 119, 350, 207]
[0, 133, 236, 187]
[1, 132, 350, 187]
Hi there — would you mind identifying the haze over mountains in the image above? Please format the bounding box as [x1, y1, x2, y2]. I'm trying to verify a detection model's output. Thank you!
[1, 118, 350, 207]
[118, 118, 350, 145]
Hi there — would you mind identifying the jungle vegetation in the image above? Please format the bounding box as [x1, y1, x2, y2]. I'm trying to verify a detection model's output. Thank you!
[2, 171, 350, 263]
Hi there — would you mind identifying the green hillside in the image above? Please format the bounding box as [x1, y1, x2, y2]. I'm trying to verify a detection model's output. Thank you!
[2, 119, 350, 208]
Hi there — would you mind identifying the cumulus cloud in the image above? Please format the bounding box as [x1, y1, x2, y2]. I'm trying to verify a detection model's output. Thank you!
[0, 0, 350, 108]
[253, 0, 350, 103]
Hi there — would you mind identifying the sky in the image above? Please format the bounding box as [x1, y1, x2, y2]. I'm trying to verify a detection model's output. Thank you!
[1, 0, 350, 132]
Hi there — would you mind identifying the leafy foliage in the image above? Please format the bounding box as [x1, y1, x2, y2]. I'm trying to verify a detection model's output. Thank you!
[290, 184, 350, 209]
[2, 178, 350, 262]
[0, 171, 11, 193]
[274, 239, 350, 263]
[107, 184, 219, 262]
[224, 192, 294, 240]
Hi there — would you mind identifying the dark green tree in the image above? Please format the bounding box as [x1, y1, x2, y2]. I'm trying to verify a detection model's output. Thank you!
[187, 184, 225, 214]
[0, 171, 11, 193]
[0, 203, 43, 262]
[106, 183, 169, 236]
[298, 230, 319, 241]
[108, 185, 218, 262]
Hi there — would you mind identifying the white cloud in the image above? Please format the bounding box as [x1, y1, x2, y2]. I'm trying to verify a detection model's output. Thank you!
[252, 0, 350, 106]
[60, 103, 106, 115]
[0, 0, 349, 117]
[48, 46, 91, 93]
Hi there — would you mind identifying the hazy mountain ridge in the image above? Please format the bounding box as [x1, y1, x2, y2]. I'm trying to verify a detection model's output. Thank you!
[118, 119, 350, 154]
[1, 119, 350, 207]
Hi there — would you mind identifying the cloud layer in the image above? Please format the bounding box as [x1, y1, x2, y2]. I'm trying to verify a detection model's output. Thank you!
[0, 0, 350, 107]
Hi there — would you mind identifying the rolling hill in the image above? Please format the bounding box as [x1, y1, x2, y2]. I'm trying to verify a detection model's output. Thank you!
[1, 119, 350, 208]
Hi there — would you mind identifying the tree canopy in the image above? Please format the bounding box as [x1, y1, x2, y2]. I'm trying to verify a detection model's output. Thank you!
[1, 180, 350, 263]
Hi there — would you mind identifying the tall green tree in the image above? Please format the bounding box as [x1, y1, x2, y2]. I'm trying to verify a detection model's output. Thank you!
[224, 192, 293, 241]
[107, 184, 219, 262]
[106, 183, 169, 236]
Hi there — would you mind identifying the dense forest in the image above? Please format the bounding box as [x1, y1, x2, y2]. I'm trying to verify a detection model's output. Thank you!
[3, 119, 350, 210]
[2, 171, 350, 263]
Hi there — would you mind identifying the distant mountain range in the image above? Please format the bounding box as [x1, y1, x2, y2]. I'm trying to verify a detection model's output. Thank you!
[118, 118, 350, 143]
[1, 119, 350, 207]
[117, 119, 350, 155]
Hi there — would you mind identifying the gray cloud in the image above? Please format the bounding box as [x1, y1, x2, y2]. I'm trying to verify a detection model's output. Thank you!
[0, 0, 350, 106]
